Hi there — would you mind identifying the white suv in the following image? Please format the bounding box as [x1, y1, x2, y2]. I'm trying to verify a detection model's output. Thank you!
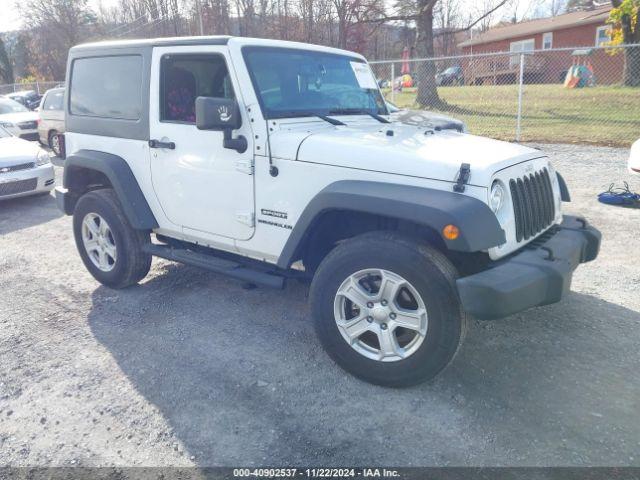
[55, 36, 600, 386]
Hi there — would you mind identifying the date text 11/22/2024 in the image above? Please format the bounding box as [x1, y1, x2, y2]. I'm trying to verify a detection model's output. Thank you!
[233, 468, 400, 477]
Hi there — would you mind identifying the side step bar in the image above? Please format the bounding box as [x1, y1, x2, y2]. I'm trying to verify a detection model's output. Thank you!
[143, 244, 285, 289]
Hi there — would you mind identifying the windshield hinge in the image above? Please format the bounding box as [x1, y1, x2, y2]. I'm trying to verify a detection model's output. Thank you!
[236, 158, 254, 175]
[453, 163, 471, 193]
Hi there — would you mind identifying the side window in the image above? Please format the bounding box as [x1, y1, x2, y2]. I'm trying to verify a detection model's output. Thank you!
[43, 90, 64, 111]
[160, 54, 234, 124]
[70, 55, 143, 120]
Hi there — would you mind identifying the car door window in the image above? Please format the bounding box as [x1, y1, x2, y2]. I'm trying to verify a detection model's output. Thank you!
[160, 54, 234, 124]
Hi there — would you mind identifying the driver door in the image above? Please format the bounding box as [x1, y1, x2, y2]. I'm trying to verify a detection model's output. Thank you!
[149, 46, 255, 241]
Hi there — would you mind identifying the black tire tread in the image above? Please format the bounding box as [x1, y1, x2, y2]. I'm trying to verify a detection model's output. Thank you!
[310, 231, 467, 387]
[73, 188, 151, 289]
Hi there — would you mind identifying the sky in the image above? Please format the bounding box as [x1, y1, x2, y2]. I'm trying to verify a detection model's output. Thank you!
[0, 0, 119, 33]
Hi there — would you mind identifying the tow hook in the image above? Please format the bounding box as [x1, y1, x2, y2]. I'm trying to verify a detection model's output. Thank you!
[541, 246, 555, 261]
[576, 217, 588, 229]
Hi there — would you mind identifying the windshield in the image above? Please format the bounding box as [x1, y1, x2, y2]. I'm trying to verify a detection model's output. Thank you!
[243, 47, 388, 119]
[0, 98, 29, 114]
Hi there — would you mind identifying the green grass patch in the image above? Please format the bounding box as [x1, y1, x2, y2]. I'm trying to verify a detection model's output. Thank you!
[383, 84, 640, 147]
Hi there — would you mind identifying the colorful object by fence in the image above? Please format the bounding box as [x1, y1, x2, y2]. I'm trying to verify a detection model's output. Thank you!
[565, 49, 596, 88]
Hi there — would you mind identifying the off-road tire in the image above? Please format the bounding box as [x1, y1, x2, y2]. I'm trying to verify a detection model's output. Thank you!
[310, 232, 467, 387]
[73, 188, 151, 289]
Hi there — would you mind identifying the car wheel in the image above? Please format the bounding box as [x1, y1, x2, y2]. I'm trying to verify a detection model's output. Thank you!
[48, 131, 61, 157]
[73, 188, 151, 289]
[310, 232, 467, 387]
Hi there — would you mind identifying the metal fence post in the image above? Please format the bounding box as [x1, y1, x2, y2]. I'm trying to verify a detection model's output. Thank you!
[516, 53, 525, 142]
[390, 62, 395, 103]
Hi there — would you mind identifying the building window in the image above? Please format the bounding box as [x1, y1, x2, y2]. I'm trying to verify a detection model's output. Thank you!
[595, 26, 610, 47]
[543, 32, 553, 50]
[509, 38, 535, 67]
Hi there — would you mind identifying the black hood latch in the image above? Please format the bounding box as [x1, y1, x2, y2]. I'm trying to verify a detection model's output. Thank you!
[453, 163, 471, 193]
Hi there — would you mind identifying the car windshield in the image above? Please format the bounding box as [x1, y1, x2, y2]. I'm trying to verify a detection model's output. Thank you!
[0, 98, 29, 114]
[243, 47, 388, 119]
[442, 67, 459, 75]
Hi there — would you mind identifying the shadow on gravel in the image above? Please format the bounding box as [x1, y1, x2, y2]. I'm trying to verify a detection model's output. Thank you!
[87, 267, 640, 466]
[0, 192, 63, 235]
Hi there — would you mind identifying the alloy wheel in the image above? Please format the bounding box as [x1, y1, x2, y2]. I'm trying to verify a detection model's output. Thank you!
[333, 268, 428, 362]
[81, 213, 117, 272]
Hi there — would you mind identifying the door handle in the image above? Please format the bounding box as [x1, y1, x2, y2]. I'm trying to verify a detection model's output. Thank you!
[149, 139, 175, 150]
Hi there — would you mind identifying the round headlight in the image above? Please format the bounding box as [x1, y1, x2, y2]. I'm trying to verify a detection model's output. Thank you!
[489, 181, 505, 213]
[36, 149, 50, 166]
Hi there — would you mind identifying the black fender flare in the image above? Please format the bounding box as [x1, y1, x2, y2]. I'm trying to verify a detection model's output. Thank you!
[63, 150, 158, 230]
[276, 180, 505, 269]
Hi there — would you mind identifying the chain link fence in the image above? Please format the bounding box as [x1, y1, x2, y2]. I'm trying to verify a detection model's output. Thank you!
[0, 81, 62, 96]
[370, 44, 640, 147]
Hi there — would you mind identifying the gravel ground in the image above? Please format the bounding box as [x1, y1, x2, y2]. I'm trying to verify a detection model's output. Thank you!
[0, 144, 639, 468]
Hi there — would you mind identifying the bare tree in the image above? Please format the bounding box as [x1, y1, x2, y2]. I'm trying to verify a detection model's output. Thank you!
[18, 0, 97, 79]
[361, 0, 510, 107]
[0, 38, 14, 83]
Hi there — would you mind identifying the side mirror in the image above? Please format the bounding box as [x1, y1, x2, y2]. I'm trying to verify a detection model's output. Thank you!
[195, 97, 242, 131]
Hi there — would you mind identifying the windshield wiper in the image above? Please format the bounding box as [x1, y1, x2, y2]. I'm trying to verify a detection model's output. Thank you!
[273, 111, 345, 126]
[328, 108, 391, 124]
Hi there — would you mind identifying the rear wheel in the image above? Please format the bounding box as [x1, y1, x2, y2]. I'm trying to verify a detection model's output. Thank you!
[73, 189, 151, 289]
[310, 232, 467, 387]
[48, 131, 61, 157]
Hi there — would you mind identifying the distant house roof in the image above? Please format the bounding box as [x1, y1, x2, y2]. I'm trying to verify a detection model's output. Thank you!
[458, 5, 611, 48]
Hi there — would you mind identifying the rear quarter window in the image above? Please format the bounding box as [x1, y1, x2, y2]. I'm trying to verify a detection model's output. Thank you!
[43, 90, 64, 111]
[70, 55, 143, 120]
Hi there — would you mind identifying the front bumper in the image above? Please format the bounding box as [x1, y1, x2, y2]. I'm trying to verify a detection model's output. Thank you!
[456, 215, 601, 320]
[55, 186, 77, 215]
[0, 163, 55, 200]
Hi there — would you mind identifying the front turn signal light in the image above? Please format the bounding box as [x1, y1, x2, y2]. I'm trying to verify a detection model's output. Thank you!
[442, 224, 460, 240]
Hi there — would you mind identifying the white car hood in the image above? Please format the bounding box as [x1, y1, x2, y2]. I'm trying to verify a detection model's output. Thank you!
[269, 121, 545, 187]
[0, 136, 40, 167]
[0, 111, 39, 124]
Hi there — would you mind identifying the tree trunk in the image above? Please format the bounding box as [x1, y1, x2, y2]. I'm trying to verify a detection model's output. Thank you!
[623, 46, 640, 87]
[415, 0, 442, 108]
[613, 0, 640, 86]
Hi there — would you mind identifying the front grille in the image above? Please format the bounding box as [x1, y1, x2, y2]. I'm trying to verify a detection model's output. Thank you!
[0, 162, 35, 173]
[0, 178, 38, 197]
[509, 167, 556, 242]
[17, 121, 37, 130]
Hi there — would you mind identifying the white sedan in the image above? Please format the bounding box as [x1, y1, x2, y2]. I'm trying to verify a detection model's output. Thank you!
[629, 139, 639, 175]
[0, 97, 40, 141]
[0, 126, 55, 200]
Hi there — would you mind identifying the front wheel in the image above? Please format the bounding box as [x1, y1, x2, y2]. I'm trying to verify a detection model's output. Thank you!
[73, 189, 151, 289]
[310, 232, 467, 387]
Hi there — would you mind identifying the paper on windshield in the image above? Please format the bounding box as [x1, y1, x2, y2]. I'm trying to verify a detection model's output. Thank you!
[350, 61, 378, 89]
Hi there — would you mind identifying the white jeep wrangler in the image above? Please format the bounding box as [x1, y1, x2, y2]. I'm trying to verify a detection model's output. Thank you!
[56, 36, 601, 387]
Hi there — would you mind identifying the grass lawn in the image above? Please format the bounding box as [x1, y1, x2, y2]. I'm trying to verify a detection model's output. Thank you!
[383, 84, 640, 147]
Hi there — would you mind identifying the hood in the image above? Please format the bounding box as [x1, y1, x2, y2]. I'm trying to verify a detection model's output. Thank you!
[0, 111, 39, 124]
[269, 120, 545, 187]
[0, 136, 41, 167]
